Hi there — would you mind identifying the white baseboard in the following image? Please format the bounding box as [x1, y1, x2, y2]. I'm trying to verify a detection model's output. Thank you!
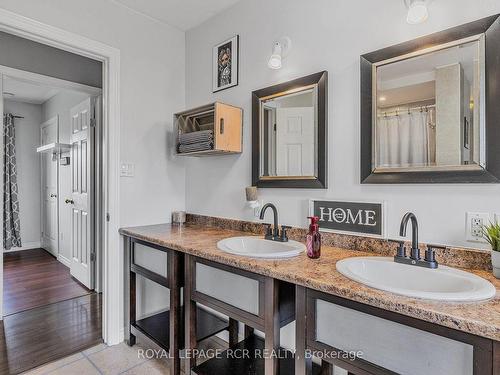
[119, 327, 125, 345]
[3, 241, 41, 252]
[58, 254, 71, 268]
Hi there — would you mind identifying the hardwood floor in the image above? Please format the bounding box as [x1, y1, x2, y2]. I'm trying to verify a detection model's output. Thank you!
[3, 248, 91, 316]
[0, 293, 102, 375]
[0, 249, 101, 374]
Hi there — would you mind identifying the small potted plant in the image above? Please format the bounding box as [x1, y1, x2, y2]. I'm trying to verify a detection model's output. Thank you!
[483, 222, 500, 278]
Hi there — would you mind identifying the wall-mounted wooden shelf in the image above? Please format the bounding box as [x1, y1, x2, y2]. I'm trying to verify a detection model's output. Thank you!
[36, 142, 71, 154]
[174, 102, 242, 156]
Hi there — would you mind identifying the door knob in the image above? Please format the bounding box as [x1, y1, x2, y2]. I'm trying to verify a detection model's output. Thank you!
[65, 198, 74, 204]
[50, 194, 57, 198]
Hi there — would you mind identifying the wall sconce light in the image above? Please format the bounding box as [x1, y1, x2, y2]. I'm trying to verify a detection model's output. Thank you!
[404, 0, 429, 24]
[267, 37, 292, 69]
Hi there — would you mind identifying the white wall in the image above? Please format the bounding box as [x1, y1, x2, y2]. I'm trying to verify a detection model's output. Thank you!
[42, 91, 90, 264]
[185, 0, 500, 249]
[3, 99, 41, 250]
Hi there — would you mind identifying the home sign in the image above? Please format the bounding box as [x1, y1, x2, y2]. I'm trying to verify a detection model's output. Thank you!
[309, 199, 384, 236]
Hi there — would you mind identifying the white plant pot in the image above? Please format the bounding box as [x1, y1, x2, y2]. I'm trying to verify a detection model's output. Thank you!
[492, 250, 500, 278]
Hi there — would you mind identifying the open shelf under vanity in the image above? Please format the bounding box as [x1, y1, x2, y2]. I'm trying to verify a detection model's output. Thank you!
[191, 335, 324, 375]
[126, 237, 230, 363]
[131, 307, 229, 351]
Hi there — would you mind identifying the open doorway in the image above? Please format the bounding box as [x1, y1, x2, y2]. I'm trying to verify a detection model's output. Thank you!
[1, 70, 103, 374]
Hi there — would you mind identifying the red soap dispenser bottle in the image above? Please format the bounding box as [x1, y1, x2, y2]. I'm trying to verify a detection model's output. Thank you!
[306, 216, 321, 259]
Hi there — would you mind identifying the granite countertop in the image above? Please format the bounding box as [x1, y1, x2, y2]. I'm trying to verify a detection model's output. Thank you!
[119, 223, 500, 341]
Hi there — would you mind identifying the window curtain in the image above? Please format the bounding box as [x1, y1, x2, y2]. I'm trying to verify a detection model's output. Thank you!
[377, 110, 434, 168]
[3, 114, 21, 250]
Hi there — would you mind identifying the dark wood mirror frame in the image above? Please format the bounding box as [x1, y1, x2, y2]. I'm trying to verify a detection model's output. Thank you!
[361, 14, 500, 184]
[252, 71, 328, 188]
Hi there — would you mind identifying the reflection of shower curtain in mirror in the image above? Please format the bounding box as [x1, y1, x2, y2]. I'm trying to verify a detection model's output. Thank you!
[377, 110, 435, 168]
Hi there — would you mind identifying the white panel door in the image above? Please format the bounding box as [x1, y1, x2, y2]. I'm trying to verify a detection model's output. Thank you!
[276, 107, 315, 176]
[40, 116, 59, 257]
[69, 97, 95, 289]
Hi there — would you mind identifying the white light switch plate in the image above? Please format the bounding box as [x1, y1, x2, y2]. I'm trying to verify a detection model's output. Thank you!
[465, 212, 490, 242]
[120, 162, 135, 177]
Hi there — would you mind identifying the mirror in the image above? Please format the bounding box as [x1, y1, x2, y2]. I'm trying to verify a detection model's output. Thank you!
[252, 71, 328, 188]
[375, 38, 484, 172]
[261, 88, 316, 177]
[361, 14, 500, 183]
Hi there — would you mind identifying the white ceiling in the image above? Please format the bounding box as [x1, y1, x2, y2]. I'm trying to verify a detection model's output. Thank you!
[112, 0, 242, 31]
[2, 76, 60, 105]
[378, 41, 478, 85]
[378, 81, 436, 108]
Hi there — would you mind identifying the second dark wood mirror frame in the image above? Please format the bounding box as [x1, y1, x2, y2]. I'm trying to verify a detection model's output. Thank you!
[360, 14, 500, 184]
[252, 71, 328, 188]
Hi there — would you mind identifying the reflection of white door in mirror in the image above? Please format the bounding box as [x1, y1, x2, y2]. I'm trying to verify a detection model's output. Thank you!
[276, 107, 314, 176]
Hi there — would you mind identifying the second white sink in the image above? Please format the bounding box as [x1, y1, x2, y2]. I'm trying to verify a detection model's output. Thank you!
[336, 256, 496, 302]
[217, 236, 305, 259]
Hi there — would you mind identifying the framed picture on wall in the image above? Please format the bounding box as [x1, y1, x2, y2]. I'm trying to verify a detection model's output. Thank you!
[212, 35, 239, 92]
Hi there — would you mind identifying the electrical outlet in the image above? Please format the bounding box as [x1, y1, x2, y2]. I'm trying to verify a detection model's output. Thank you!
[466, 212, 490, 242]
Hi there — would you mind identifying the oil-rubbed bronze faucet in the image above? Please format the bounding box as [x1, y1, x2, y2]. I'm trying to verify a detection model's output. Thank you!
[259, 203, 289, 242]
[395, 212, 439, 269]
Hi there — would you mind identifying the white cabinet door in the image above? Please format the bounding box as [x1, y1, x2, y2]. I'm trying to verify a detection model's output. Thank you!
[69, 98, 95, 289]
[276, 107, 315, 176]
[40, 116, 59, 257]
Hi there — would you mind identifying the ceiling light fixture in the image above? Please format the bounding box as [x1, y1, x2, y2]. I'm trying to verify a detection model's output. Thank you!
[404, 0, 429, 24]
[268, 37, 292, 70]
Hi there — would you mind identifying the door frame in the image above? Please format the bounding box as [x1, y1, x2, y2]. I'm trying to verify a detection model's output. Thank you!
[0, 9, 122, 345]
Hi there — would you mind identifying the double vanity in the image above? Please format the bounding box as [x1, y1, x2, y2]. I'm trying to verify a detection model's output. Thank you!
[121, 13, 500, 375]
[120, 215, 500, 375]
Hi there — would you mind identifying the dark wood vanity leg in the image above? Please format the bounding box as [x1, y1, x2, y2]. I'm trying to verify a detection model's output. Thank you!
[184, 254, 197, 373]
[296, 285, 311, 375]
[244, 325, 254, 339]
[228, 318, 239, 347]
[321, 363, 334, 375]
[492, 341, 500, 375]
[264, 277, 280, 375]
[169, 251, 181, 375]
[125, 237, 136, 346]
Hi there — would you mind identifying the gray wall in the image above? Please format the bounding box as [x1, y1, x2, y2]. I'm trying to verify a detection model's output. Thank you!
[0, 31, 102, 88]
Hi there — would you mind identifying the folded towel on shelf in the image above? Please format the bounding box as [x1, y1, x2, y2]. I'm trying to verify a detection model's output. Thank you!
[179, 130, 213, 145]
[178, 141, 214, 153]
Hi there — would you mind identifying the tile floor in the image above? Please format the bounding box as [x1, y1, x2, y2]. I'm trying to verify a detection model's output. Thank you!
[22, 342, 172, 375]
[22, 336, 227, 375]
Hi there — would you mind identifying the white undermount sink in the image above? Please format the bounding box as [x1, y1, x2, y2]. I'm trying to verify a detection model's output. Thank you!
[336, 256, 496, 302]
[217, 236, 305, 259]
